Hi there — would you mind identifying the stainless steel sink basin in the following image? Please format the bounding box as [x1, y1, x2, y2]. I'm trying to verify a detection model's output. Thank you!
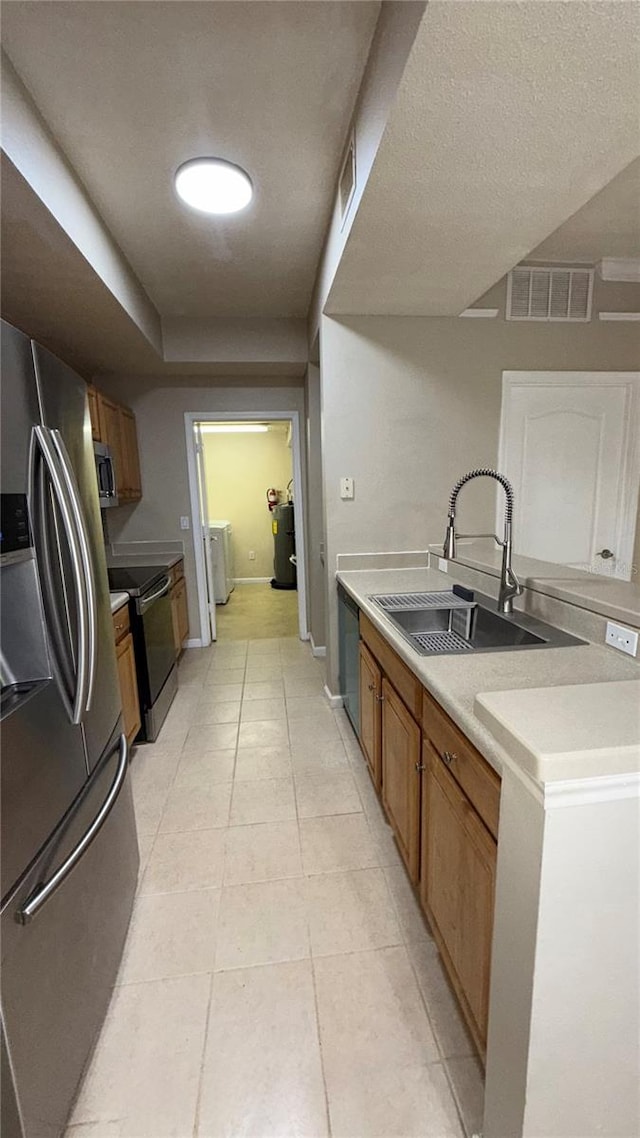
[369, 590, 584, 656]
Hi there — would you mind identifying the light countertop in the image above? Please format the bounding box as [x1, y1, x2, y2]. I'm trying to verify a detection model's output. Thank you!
[109, 591, 130, 615]
[106, 552, 183, 570]
[474, 681, 640, 782]
[337, 565, 640, 783]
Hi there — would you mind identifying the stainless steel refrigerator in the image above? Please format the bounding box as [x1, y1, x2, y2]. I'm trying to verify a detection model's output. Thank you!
[0, 320, 139, 1138]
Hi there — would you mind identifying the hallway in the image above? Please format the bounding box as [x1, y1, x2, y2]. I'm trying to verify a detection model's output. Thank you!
[66, 637, 483, 1138]
[215, 582, 299, 641]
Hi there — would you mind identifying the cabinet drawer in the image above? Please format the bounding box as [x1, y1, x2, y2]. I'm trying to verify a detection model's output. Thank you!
[360, 614, 422, 719]
[112, 604, 130, 644]
[422, 688, 500, 839]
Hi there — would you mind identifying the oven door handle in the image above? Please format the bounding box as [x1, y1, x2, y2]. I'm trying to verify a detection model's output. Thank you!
[137, 576, 171, 614]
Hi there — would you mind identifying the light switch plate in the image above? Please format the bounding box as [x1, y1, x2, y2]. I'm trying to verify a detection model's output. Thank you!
[180, 516, 190, 530]
[340, 477, 354, 500]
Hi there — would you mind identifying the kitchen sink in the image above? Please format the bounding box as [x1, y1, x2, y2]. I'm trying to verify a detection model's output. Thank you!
[369, 590, 584, 655]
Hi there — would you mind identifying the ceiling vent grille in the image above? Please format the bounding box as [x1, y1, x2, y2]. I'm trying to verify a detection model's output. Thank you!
[507, 267, 593, 322]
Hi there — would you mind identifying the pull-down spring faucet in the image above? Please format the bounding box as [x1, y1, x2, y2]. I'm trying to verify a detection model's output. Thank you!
[443, 468, 523, 614]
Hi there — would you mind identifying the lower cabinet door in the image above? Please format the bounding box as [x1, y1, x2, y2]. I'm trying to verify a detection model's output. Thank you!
[176, 579, 189, 645]
[421, 742, 496, 1051]
[381, 678, 421, 883]
[358, 641, 382, 788]
[116, 633, 141, 744]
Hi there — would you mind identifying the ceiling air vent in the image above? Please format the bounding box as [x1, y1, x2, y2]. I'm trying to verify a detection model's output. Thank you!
[339, 134, 356, 226]
[507, 266, 593, 322]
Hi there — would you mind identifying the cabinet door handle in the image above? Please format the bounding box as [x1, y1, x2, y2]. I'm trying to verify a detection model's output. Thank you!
[368, 682, 375, 691]
[415, 761, 425, 773]
[442, 750, 457, 765]
[375, 694, 385, 702]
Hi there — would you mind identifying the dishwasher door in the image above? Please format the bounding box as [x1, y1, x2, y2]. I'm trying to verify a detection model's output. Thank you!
[337, 584, 360, 735]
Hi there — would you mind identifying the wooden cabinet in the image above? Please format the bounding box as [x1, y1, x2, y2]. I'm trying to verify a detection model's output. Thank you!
[421, 741, 496, 1053]
[86, 386, 142, 502]
[358, 641, 382, 789]
[98, 395, 124, 493]
[112, 604, 141, 745]
[87, 386, 101, 441]
[381, 678, 422, 883]
[118, 406, 142, 502]
[169, 561, 189, 656]
[355, 606, 501, 1059]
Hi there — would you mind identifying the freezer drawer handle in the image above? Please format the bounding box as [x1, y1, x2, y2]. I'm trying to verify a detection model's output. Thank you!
[16, 735, 129, 926]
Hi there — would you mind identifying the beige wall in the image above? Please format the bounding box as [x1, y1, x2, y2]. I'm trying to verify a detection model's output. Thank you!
[100, 375, 305, 638]
[320, 314, 640, 691]
[202, 427, 292, 580]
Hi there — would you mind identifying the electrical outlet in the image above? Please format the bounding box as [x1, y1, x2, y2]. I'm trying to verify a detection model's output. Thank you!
[248, 550, 255, 561]
[340, 477, 354, 500]
[437, 557, 448, 573]
[605, 620, 638, 658]
[180, 516, 190, 530]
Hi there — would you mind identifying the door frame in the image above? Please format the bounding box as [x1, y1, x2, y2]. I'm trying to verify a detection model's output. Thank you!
[184, 409, 309, 646]
[498, 371, 640, 578]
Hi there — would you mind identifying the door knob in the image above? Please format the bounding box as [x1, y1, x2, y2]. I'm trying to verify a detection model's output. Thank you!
[597, 549, 614, 559]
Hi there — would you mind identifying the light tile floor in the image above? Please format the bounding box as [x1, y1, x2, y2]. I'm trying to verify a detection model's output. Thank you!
[66, 637, 484, 1138]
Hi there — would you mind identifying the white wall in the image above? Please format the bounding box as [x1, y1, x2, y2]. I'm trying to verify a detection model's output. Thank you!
[101, 376, 305, 635]
[305, 364, 326, 649]
[320, 314, 640, 691]
[1, 52, 161, 353]
[202, 427, 292, 580]
[308, 2, 425, 340]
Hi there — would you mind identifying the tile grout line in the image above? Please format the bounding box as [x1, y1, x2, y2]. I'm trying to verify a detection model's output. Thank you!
[191, 970, 215, 1138]
[309, 949, 334, 1138]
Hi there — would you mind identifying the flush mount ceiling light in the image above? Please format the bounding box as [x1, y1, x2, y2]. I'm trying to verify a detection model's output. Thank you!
[198, 424, 268, 434]
[175, 158, 253, 215]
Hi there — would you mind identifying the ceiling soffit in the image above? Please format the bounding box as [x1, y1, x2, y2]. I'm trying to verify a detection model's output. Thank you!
[326, 1, 640, 316]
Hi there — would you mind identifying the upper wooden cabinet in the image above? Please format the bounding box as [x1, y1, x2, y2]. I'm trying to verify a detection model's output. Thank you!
[119, 407, 142, 501]
[87, 386, 101, 441]
[88, 386, 142, 503]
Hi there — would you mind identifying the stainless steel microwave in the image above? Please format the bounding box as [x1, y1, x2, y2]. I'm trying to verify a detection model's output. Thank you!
[94, 442, 118, 508]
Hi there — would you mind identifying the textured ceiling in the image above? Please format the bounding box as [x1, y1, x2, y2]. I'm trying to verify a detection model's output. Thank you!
[0, 154, 306, 378]
[528, 157, 640, 263]
[327, 1, 640, 316]
[1, 1, 379, 319]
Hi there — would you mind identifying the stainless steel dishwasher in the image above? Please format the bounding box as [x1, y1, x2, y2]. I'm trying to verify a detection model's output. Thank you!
[338, 583, 360, 734]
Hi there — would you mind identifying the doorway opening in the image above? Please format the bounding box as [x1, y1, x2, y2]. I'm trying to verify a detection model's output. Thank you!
[185, 411, 308, 645]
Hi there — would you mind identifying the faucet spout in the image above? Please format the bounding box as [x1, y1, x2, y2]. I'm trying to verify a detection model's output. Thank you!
[442, 468, 523, 614]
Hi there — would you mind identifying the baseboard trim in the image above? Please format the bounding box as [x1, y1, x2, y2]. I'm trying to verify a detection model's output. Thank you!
[310, 634, 326, 658]
[234, 577, 272, 585]
[185, 637, 203, 649]
[324, 684, 344, 709]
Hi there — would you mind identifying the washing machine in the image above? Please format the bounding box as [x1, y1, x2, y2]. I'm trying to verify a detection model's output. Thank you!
[208, 520, 235, 604]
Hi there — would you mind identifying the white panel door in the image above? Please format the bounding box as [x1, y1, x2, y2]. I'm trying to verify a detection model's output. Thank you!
[499, 373, 640, 580]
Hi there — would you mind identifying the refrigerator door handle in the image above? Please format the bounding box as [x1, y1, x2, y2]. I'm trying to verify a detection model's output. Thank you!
[30, 427, 93, 723]
[16, 734, 129, 925]
[50, 428, 98, 713]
